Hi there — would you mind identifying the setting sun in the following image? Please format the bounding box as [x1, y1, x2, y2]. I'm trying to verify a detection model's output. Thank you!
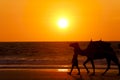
[58, 18, 68, 29]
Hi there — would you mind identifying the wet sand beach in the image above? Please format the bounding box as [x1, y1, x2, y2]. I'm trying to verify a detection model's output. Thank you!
[0, 68, 120, 80]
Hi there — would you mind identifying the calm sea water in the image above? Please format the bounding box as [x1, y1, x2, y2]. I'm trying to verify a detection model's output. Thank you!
[0, 41, 120, 66]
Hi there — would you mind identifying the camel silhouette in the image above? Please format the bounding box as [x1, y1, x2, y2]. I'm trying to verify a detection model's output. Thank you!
[70, 40, 120, 76]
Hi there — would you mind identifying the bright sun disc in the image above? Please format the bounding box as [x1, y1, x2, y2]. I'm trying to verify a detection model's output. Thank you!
[58, 18, 68, 28]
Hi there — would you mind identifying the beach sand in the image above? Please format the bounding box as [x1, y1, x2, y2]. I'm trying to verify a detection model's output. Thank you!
[0, 68, 119, 80]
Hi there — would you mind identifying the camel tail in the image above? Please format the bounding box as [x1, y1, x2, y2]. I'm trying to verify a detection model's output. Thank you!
[111, 54, 120, 65]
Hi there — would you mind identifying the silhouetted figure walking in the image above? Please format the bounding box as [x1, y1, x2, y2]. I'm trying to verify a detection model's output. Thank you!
[68, 43, 80, 75]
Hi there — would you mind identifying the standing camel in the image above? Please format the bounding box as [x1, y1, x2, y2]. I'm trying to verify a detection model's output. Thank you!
[70, 41, 120, 76]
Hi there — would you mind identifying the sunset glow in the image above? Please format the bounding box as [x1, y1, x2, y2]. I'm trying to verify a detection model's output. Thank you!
[0, 0, 120, 41]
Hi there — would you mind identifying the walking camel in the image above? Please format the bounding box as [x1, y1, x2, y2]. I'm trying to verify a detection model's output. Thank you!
[70, 40, 120, 76]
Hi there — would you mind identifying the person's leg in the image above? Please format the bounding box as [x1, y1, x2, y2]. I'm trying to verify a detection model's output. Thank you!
[68, 64, 74, 75]
[76, 65, 80, 75]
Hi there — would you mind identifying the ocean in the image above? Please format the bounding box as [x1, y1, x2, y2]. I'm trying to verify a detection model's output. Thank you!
[0, 41, 120, 67]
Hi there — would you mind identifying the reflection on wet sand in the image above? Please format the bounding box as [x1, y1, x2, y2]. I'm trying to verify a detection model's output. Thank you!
[58, 69, 68, 72]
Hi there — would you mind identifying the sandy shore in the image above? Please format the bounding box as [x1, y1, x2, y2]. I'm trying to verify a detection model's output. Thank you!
[0, 68, 119, 80]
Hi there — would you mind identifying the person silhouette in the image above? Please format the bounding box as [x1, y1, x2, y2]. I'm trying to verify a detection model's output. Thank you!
[68, 43, 80, 75]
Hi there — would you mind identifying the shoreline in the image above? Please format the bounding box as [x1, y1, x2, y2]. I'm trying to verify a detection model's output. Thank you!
[0, 64, 118, 69]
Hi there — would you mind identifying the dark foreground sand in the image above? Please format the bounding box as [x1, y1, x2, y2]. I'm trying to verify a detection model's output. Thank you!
[0, 68, 120, 80]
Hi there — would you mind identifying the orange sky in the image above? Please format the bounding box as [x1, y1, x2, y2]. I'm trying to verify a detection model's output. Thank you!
[0, 0, 120, 42]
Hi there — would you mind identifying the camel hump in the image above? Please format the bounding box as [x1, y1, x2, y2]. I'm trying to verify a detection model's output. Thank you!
[87, 40, 111, 50]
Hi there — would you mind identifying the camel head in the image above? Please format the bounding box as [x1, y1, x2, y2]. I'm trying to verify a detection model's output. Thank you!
[69, 42, 79, 48]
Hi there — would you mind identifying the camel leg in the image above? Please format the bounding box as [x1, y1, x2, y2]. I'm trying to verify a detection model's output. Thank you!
[83, 58, 90, 74]
[90, 59, 95, 76]
[102, 58, 111, 75]
[111, 56, 120, 75]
